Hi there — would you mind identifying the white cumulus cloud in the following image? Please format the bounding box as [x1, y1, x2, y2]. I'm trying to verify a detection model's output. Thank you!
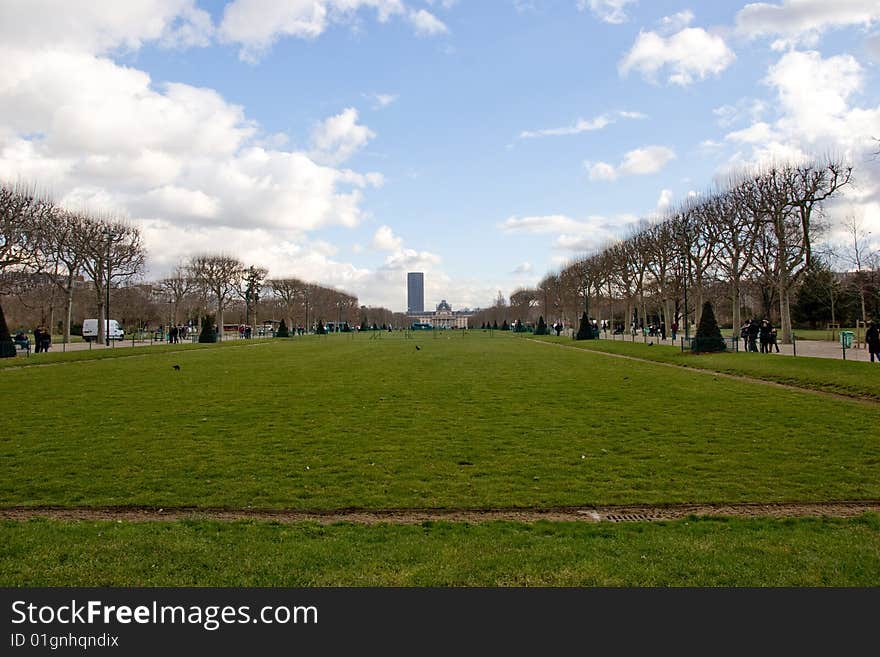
[736, 0, 880, 47]
[0, 0, 212, 53]
[619, 25, 735, 85]
[586, 146, 676, 181]
[219, 0, 444, 62]
[578, 0, 638, 25]
[407, 9, 449, 35]
[309, 108, 376, 165]
[371, 225, 403, 251]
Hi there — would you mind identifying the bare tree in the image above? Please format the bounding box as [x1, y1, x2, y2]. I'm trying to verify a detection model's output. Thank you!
[158, 266, 195, 327]
[742, 168, 807, 342]
[783, 160, 852, 269]
[77, 218, 146, 344]
[714, 186, 760, 333]
[837, 215, 877, 324]
[40, 209, 90, 344]
[237, 265, 268, 329]
[188, 254, 243, 340]
[269, 277, 308, 329]
[0, 183, 50, 352]
[642, 221, 678, 331]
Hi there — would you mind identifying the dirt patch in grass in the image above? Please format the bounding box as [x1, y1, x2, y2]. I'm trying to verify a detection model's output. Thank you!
[3, 501, 878, 524]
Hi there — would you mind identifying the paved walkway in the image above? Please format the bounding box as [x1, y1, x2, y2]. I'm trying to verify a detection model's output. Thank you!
[18, 331, 879, 363]
[596, 331, 877, 363]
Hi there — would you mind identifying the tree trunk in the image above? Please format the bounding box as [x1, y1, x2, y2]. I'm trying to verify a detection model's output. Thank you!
[778, 272, 793, 344]
[96, 288, 106, 344]
[731, 281, 741, 340]
[64, 287, 74, 344]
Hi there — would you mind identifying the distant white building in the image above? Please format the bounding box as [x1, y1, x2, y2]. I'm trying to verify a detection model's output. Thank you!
[408, 299, 472, 329]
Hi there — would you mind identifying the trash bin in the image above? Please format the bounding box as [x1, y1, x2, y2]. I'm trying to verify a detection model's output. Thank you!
[840, 331, 854, 349]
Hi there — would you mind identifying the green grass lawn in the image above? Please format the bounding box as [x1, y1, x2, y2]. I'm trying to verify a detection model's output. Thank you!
[0, 335, 261, 369]
[534, 335, 880, 401]
[2, 332, 879, 509]
[2, 515, 878, 586]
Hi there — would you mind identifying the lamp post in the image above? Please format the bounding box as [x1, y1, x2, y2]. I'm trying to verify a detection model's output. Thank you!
[677, 226, 690, 343]
[103, 228, 112, 347]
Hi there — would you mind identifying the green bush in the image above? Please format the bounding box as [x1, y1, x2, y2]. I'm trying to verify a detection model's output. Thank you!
[0, 304, 14, 358]
[198, 315, 217, 343]
[692, 301, 726, 353]
[534, 315, 549, 336]
[276, 319, 290, 338]
[576, 311, 597, 340]
[316, 320, 326, 335]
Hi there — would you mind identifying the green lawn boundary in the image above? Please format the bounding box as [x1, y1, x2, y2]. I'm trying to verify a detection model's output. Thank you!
[531, 335, 880, 402]
[0, 337, 278, 370]
[2, 515, 878, 586]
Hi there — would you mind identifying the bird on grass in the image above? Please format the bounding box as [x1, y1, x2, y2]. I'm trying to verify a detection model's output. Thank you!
[172, 364, 181, 371]
[415, 345, 421, 351]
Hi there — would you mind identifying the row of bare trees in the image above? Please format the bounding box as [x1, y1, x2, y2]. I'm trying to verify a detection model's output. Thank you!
[157, 260, 366, 338]
[1, 182, 399, 347]
[501, 159, 855, 343]
[1, 184, 145, 345]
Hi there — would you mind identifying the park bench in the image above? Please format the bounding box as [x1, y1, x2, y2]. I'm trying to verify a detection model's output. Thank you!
[14, 342, 30, 357]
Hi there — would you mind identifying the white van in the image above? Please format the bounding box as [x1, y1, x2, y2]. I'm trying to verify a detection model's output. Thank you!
[82, 319, 124, 341]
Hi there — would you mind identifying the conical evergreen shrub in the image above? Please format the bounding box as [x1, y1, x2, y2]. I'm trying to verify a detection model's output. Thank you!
[0, 303, 15, 358]
[576, 311, 595, 340]
[692, 301, 726, 352]
[534, 315, 548, 335]
[198, 314, 216, 343]
[316, 320, 326, 335]
[501, 320, 509, 331]
[276, 318, 289, 338]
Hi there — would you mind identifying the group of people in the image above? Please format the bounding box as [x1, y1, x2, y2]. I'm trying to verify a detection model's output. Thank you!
[32, 326, 51, 353]
[626, 320, 669, 340]
[739, 318, 779, 353]
[13, 327, 51, 353]
[166, 324, 190, 343]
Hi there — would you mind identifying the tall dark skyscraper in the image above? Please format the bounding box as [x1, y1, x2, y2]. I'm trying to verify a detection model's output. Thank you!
[407, 272, 424, 314]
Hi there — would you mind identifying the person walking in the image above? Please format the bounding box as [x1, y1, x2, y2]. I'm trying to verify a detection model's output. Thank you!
[33, 326, 43, 353]
[739, 320, 749, 350]
[770, 327, 780, 353]
[759, 319, 771, 354]
[867, 321, 880, 364]
[39, 327, 51, 353]
[747, 319, 759, 353]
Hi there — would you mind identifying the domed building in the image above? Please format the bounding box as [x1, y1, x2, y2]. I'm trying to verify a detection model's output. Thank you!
[408, 299, 471, 329]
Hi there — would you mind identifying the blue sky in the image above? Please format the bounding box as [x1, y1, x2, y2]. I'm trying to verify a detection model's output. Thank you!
[1, 1, 878, 311]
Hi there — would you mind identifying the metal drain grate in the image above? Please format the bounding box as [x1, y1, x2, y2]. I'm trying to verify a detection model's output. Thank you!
[604, 513, 661, 522]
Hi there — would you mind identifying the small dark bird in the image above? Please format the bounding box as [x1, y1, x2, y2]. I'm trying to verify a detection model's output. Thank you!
[415, 346, 421, 351]
[172, 364, 181, 370]
[648, 341, 654, 346]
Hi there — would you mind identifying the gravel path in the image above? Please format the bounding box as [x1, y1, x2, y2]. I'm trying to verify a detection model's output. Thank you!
[3, 501, 878, 524]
